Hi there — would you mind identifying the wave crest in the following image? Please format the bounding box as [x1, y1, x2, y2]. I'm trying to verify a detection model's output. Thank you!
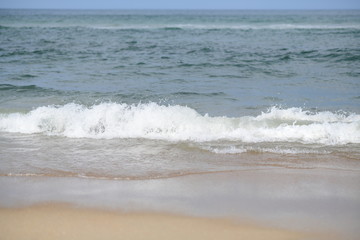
[0, 103, 359, 145]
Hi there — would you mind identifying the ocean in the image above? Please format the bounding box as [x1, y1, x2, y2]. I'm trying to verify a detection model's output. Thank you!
[0, 9, 359, 179]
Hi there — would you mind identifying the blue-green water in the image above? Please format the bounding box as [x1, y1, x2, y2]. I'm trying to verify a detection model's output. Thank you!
[0, 9, 359, 178]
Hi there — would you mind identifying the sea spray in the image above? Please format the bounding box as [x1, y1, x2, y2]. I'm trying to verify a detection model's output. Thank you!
[0, 103, 359, 145]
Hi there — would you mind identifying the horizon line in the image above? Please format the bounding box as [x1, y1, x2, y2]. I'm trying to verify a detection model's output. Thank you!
[1, 8, 359, 11]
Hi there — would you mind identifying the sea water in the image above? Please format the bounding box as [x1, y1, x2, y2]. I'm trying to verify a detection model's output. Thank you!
[0, 9, 359, 179]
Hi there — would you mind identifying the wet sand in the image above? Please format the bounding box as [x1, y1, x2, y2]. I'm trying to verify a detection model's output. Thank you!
[0, 204, 308, 240]
[0, 168, 359, 239]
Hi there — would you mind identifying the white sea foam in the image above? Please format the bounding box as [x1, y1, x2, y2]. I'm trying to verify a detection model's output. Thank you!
[203, 146, 330, 154]
[0, 103, 359, 145]
[203, 146, 248, 154]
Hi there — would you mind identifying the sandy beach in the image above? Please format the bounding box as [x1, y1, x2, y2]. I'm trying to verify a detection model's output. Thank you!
[0, 204, 309, 240]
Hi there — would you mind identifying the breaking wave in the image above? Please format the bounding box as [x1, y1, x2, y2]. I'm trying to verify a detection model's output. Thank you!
[0, 103, 359, 145]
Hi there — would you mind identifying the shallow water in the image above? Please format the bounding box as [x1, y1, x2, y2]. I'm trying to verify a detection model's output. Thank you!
[1, 169, 360, 239]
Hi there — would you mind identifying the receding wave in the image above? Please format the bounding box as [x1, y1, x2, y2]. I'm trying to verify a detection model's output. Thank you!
[0, 103, 359, 145]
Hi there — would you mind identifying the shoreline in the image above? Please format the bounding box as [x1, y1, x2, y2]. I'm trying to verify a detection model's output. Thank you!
[0, 203, 314, 240]
[1, 168, 359, 239]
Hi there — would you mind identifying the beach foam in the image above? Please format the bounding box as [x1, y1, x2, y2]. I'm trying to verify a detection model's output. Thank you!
[201, 145, 330, 154]
[0, 103, 359, 145]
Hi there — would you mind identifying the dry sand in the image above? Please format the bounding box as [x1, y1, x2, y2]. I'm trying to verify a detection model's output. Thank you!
[0, 204, 310, 240]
